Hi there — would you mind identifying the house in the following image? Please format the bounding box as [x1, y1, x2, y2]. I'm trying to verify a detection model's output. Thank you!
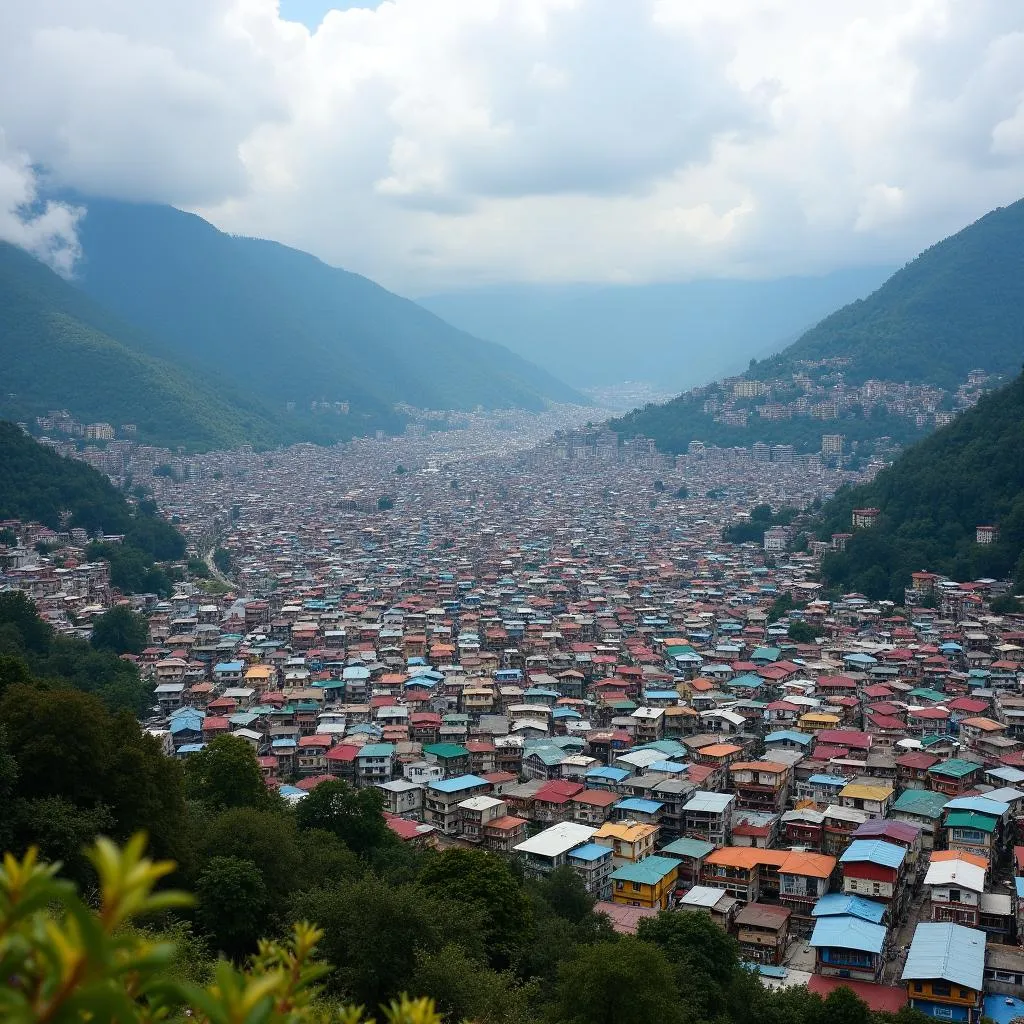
[822, 804, 871, 857]
[610, 855, 679, 910]
[778, 852, 837, 923]
[571, 789, 620, 826]
[729, 761, 790, 813]
[424, 774, 491, 834]
[943, 796, 1008, 866]
[514, 821, 597, 876]
[840, 839, 908, 915]
[482, 814, 529, 853]
[681, 791, 735, 847]
[660, 836, 716, 889]
[924, 854, 985, 928]
[377, 779, 423, 818]
[928, 759, 985, 797]
[839, 781, 894, 817]
[533, 779, 585, 824]
[568, 842, 614, 899]
[593, 820, 659, 868]
[810, 914, 888, 981]
[852, 818, 923, 874]
[422, 742, 471, 777]
[892, 789, 949, 850]
[901, 922, 986, 1023]
[355, 743, 395, 786]
[734, 903, 791, 965]
[677, 885, 741, 930]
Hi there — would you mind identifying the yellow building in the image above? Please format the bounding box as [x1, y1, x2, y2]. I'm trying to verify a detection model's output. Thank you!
[610, 855, 679, 910]
[797, 712, 841, 733]
[593, 821, 659, 868]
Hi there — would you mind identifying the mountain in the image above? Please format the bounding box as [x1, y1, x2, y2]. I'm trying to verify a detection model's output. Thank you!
[0, 242, 301, 450]
[814, 371, 1024, 602]
[0, 420, 184, 594]
[749, 198, 1024, 389]
[418, 267, 892, 390]
[69, 198, 583, 417]
[609, 198, 1024, 454]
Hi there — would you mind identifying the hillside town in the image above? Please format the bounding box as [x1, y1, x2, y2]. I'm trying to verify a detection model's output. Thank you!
[4, 412, 1024, 1021]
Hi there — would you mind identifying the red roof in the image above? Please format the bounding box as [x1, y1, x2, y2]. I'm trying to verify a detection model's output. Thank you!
[817, 730, 871, 749]
[807, 976, 906, 1013]
[294, 774, 337, 791]
[535, 780, 585, 804]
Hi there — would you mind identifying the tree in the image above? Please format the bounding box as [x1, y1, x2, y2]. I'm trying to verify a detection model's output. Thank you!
[90, 604, 150, 654]
[377, 495, 395, 511]
[195, 855, 271, 961]
[788, 619, 822, 643]
[653, 479, 666, 493]
[418, 848, 534, 968]
[294, 779, 394, 857]
[539, 864, 594, 923]
[0, 835, 443, 1024]
[0, 590, 52, 652]
[184, 735, 273, 811]
[551, 938, 684, 1024]
[675, 485, 689, 499]
[213, 546, 232, 574]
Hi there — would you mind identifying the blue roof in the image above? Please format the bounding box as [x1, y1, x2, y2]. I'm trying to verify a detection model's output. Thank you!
[808, 774, 848, 786]
[809, 916, 887, 954]
[569, 843, 612, 863]
[901, 922, 985, 990]
[839, 839, 906, 869]
[765, 730, 812, 745]
[615, 798, 663, 814]
[661, 837, 716, 859]
[648, 760, 689, 774]
[585, 766, 631, 781]
[812, 893, 886, 924]
[429, 774, 490, 793]
[169, 714, 204, 733]
[943, 795, 1009, 817]
[728, 673, 765, 689]
[984, 995, 1024, 1024]
[214, 661, 244, 672]
[358, 743, 396, 757]
[176, 743, 206, 753]
[1015, 878, 1024, 899]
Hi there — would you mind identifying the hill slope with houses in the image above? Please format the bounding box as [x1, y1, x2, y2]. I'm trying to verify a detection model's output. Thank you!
[812, 370, 1024, 602]
[610, 197, 1024, 457]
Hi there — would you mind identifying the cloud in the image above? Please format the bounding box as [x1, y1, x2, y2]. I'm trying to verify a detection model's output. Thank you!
[0, 138, 82, 276]
[0, 0, 1023, 291]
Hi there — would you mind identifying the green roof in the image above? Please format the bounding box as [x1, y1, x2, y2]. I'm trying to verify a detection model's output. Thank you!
[424, 743, 469, 759]
[945, 811, 996, 832]
[928, 758, 982, 779]
[660, 837, 716, 860]
[611, 855, 679, 886]
[893, 790, 948, 818]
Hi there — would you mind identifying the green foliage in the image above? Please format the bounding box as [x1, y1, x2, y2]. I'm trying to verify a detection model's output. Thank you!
[90, 604, 149, 654]
[0, 242, 296, 450]
[537, 864, 595, 924]
[815, 371, 1024, 599]
[0, 835, 444, 1024]
[184, 735, 275, 812]
[189, 556, 211, 578]
[213, 547, 233, 574]
[195, 855, 271, 961]
[377, 496, 395, 511]
[552, 938, 685, 1024]
[788, 619, 822, 643]
[675, 485, 689, 499]
[417, 848, 534, 968]
[294, 779, 394, 857]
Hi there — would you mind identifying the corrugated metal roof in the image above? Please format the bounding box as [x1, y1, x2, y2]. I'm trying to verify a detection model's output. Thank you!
[812, 893, 886, 924]
[901, 922, 985, 990]
[809, 915, 887, 954]
[839, 839, 907, 869]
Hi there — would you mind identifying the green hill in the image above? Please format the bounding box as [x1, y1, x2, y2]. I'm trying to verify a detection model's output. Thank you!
[610, 198, 1024, 453]
[0, 420, 184, 594]
[751, 199, 1024, 388]
[814, 370, 1024, 601]
[0, 242, 301, 450]
[71, 197, 582, 415]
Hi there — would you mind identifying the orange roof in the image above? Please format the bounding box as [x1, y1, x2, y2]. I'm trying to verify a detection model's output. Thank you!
[929, 849, 989, 870]
[778, 852, 836, 879]
[700, 743, 743, 758]
[705, 847, 789, 870]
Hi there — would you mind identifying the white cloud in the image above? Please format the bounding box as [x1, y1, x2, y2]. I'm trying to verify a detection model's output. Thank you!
[0, 137, 82, 276]
[0, 0, 1023, 291]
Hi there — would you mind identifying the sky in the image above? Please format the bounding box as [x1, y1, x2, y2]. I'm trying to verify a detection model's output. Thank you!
[1, 0, 1024, 293]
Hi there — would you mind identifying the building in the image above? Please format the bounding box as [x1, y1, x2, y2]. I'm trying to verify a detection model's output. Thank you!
[852, 508, 880, 529]
[924, 854, 985, 928]
[568, 842, 614, 900]
[593, 820, 659, 868]
[734, 903, 792, 965]
[901, 922, 986, 1023]
[681, 791, 734, 847]
[424, 774, 491, 835]
[810, 914, 888, 982]
[610, 855, 679, 910]
[729, 761, 790, 813]
[514, 821, 596, 876]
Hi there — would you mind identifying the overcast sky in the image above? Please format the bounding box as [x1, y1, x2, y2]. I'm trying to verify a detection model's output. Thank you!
[2, 0, 1024, 293]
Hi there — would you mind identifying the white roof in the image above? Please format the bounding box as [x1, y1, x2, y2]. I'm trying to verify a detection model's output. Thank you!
[459, 795, 506, 811]
[683, 791, 735, 813]
[924, 859, 985, 892]
[679, 885, 730, 908]
[514, 821, 596, 858]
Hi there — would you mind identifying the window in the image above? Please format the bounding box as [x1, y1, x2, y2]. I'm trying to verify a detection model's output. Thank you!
[948, 889, 961, 903]
[615, 881, 623, 891]
[932, 983, 951, 997]
[632, 882, 642, 892]
[913, 983, 923, 993]
[872, 883, 881, 895]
